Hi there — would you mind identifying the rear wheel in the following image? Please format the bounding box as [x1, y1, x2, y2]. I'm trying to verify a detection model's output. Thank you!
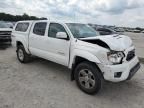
[17, 45, 31, 63]
[75, 61, 103, 95]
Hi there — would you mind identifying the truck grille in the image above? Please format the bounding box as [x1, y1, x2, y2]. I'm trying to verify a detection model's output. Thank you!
[0, 31, 11, 42]
[0, 31, 11, 36]
[126, 49, 135, 61]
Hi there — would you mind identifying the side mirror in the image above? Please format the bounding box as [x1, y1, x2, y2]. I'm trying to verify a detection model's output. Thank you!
[56, 32, 68, 40]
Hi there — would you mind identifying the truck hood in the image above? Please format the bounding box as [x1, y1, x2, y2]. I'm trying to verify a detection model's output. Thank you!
[80, 34, 132, 51]
[0, 28, 12, 31]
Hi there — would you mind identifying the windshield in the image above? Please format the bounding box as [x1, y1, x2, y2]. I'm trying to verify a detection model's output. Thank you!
[0, 23, 9, 28]
[66, 23, 99, 38]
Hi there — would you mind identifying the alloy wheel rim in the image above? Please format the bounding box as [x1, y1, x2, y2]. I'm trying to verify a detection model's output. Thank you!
[18, 49, 24, 61]
[78, 69, 96, 89]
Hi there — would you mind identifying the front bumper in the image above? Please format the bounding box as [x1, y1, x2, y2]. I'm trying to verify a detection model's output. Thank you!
[98, 56, 140, 82]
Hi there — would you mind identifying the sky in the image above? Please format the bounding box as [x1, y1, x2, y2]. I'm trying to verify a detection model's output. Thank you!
[0, 0, 144, 27]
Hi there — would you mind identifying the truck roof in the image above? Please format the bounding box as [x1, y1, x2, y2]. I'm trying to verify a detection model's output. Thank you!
[16, 20, 87, 24]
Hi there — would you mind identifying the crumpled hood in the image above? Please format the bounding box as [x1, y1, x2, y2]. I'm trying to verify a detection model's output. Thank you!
[80, 34, 133, 51]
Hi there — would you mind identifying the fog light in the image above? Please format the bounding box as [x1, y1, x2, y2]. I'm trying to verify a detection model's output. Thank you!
[114, 72, 122, 78]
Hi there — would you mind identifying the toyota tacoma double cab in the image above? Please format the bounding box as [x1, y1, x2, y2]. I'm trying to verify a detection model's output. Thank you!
[12, 20, 140, 94]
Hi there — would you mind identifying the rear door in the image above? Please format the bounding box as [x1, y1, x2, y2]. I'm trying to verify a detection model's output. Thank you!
[29, 21, 48, 56]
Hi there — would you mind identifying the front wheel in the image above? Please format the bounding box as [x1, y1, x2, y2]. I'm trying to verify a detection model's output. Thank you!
[74, 61, 103, 95]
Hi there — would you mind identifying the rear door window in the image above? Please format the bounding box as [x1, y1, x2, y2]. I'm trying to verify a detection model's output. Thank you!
[33, 22, 47, 36]
[15, 23, 29, 32]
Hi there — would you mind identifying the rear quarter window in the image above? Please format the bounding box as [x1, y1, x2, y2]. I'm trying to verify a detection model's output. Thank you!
[15, 23, 29, 32]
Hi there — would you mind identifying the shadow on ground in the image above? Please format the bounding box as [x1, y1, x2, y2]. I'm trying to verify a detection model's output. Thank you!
[0, 43, 11, 50]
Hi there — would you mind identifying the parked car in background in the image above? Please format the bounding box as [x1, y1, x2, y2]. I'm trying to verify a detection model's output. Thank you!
[132, 29, 141, 33]
[12, 20, 140, 94]
[0, 22, 12, 45]
[115, 28, 125, 32]
[6, 22, 14, 28]
[95, 27, 118, 35]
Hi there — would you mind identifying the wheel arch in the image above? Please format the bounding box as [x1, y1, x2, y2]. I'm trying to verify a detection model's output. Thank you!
[70, 56, 103, 81]
[16, 41, 30, 54]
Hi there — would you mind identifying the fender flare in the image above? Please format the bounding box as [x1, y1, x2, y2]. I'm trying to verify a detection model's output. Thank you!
[16, 39, 30, 54]
[69, 49, 101, 69]
[69, 49, 102, 81]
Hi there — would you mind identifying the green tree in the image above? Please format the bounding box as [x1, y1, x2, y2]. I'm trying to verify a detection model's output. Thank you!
[0, 12, 47, 21]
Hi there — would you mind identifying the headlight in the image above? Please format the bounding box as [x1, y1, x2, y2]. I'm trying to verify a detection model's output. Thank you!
[107, 51, 124, 64]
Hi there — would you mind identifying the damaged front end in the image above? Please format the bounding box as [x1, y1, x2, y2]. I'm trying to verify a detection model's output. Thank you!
[82, 39, 110, 49]
[79, 34, 133, 51]
[75, 34, 140, 82]
[79, 34, 134, 65]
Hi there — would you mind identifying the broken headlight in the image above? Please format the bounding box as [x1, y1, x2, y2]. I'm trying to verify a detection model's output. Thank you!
[107, 51, 125, 64]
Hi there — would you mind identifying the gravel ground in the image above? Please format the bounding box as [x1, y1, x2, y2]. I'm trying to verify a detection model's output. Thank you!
[0, 32, 144, 108]
[124, 32, 144, 58]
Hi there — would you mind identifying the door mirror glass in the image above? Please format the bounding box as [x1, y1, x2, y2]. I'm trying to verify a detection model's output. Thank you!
[56, 32, 68, 39]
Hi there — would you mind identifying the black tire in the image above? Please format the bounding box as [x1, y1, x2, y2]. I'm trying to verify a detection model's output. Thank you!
[74, 61, 103, 95]
[17, 45, 31, 63]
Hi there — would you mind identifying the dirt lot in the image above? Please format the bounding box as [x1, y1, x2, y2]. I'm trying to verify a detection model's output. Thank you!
[124, 32, 144, 58]
[0, 32, 144, 108]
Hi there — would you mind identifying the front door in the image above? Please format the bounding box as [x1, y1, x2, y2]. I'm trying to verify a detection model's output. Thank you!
[45, 23, 71, 66]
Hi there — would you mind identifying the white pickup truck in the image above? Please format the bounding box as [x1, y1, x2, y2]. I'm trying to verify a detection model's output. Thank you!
[12, 20, 140, 94]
